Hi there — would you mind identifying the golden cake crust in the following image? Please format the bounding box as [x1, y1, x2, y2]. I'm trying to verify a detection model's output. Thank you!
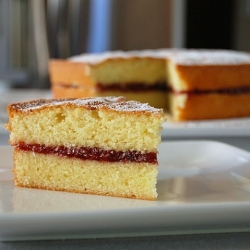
[170, 92, 250, 121]
[51, 83, 96, 99]
[168, 64, 250, 91]
[49, 60, 95, 87]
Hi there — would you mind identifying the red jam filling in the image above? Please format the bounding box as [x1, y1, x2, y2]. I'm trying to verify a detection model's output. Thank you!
[17, 143, 157, 164]
[96, 82, 167, 92]
[56, 82, 167, 92]
[56, 82, 250, 95]
[174, 86, 250, 95]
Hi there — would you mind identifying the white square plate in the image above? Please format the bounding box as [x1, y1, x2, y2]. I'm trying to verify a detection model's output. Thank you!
[1, 141, 250, 241]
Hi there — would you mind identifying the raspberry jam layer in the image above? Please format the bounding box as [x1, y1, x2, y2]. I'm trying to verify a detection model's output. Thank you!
[56, 82, 168, 92]
[17, 143, 157, 164]
[55, 83, 250, 95]
[96, 82, 167, 92]
[174, 86, 250, 95]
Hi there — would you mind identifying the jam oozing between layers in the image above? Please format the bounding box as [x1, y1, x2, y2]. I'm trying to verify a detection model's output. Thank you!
[17, 143, 157, 164]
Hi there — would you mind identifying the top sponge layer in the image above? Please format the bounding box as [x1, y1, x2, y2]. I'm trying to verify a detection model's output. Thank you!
[6, 97, 165, 152]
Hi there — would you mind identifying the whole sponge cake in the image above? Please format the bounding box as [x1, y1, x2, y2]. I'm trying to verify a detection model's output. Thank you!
[50, 49, 250, 121]
[5, 96, 165, 200]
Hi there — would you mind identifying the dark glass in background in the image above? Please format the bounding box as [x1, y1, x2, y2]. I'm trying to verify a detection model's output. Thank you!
[186, 0, 235, 49]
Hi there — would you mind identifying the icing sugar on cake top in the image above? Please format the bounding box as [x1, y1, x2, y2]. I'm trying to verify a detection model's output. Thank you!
[69, 49, 250, 66]
[11, 97, 163, 114]
[169, 49, 250, 65]
[69, 49, 179, 65]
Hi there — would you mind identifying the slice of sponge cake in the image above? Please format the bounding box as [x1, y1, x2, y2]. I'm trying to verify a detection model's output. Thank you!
[5, 96, 165, 200]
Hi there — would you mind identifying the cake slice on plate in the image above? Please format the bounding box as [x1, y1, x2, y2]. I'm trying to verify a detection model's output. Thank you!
[5, 96, 165, 200]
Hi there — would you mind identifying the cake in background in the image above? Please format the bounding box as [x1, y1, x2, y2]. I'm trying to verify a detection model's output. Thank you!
[49, 49, 176, 109]
[49, 49, 250, 121]
[5, 96, 165, 200]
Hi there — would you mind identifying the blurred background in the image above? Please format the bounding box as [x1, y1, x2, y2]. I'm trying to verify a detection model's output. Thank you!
[0, 0, 250, 89]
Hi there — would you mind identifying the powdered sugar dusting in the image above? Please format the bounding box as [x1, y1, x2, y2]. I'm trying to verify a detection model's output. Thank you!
[170, 49, 250, 65]
[69, 49, 250, 66]
[69, 49, 179, 64]
[10, 97, 163, 114]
